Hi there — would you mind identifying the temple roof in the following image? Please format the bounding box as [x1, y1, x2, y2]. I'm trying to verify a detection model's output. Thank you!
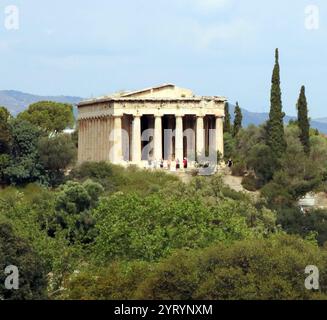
[78, 84, 226, 107]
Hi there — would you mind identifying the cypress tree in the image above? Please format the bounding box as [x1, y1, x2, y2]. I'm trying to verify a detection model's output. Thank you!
[297, 85, 310, 154]
[224, 102, 231, 133]
[266, 48, 286, 158]
[233, 102, 243, 137]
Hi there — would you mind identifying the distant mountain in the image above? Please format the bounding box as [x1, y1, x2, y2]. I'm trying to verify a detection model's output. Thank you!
[0, 90, 83, 116]
[314, 117, 327, 124]
[228, 104, 327, 134]
[1, 90, 327, 134]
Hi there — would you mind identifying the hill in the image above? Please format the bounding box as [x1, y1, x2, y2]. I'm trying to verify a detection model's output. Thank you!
[228, 104, 327, 134]
[0, 90, 82, 116]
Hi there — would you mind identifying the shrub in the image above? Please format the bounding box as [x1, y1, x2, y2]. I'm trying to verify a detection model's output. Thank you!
[242, 174, 260, 191]
[231, 161, 246, 177]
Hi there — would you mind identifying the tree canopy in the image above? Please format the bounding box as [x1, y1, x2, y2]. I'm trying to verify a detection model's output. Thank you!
[18, 101, 74, 134]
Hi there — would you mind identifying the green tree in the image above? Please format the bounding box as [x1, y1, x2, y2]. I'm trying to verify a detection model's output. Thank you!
[224, 102, 231, 133]
[18, 101, 74, 134]
[4, 119, 44, 185]
[261, 126, 322, 207]
[297, 85, 310, 154]
[54, 180, 103, 244]
[233, 102, 243, 137]
[0, 222, 47, 300]
[265, 48, 286, 159]
[246, 143, 277, 186]
[223, 133, 236, 161]
[38, 134, 77, 186]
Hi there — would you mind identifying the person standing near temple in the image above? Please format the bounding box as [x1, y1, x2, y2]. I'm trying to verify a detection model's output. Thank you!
[176, 159, 180, 170]
[183, 158, 188, 169]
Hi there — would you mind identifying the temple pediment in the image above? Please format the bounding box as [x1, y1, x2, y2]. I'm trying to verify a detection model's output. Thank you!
[120, 84, 195, 99]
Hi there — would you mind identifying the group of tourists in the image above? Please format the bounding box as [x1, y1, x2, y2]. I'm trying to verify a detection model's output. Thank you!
[144, 158, 234, 172]
[147, 158, 188, 171]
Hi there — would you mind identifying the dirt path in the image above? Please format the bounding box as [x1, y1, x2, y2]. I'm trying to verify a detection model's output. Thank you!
[222, 175, 245, 192]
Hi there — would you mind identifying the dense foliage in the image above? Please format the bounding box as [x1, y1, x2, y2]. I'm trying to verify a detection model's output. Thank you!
[64, 234, 327, 300]
[0, 106, 76, 186]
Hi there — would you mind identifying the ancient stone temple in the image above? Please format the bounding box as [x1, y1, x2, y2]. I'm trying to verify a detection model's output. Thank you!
[77, 84, 226, 167]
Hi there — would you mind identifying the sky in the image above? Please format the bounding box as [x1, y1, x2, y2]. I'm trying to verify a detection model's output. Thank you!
[0, 0, 326, 118]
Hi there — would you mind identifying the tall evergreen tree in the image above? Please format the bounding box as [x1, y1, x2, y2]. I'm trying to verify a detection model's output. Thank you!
[297, 85, 310, 154]
[266, 48, 286, 158]
[224, 102, 231, 133]
[233, 102, 243, 137]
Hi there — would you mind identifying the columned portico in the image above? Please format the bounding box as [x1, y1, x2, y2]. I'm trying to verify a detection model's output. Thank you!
[77, 84, 226, 168]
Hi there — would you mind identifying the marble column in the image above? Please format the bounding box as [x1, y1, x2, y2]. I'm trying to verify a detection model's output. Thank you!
[132, 115, 142, 163]
[196, 116, 204, 160]
[96, 117, 100, 161]
[175, 115, 184, 162]
[216, 116, 224, 158]
[112, 116, 123, 164]
[78, 119, 83, 163]
[91, 118, 95, 161]
[154, 116, 162, 161]
[165, 116, 174, 160]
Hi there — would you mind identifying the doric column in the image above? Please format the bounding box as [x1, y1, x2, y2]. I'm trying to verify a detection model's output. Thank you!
[77, 119, 83, 163]
[91, 118, 96, 161]
[216, 116, 224, 158]
[132, 115, 142, 163]
[96, 118, 100, 161]
[175, 115, 184, 162]
[154, 115, 162, 161]
[104, 116, 111, 161]
[196, 116, 204, 160]
[164, 116, 174, 160]
[112, 116, 123, 164]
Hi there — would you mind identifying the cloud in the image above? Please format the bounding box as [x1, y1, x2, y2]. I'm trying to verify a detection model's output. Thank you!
[197, 19, 251, 47]
[171, 18, 252, 51]
[0, 41, 10, 53]
[190, 0, 231, 13]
